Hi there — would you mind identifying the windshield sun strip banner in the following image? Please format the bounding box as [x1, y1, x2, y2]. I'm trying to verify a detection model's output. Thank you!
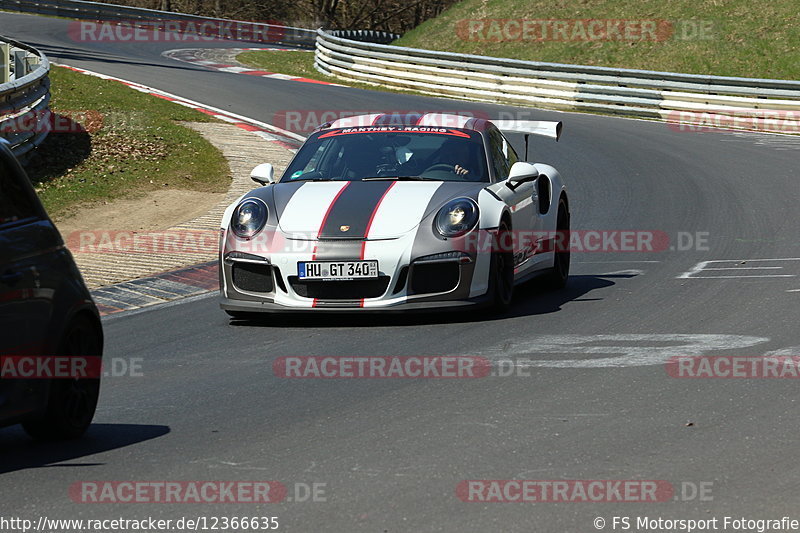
[317, 126, 473, 139]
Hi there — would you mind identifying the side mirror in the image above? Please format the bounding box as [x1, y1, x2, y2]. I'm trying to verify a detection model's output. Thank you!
[251, 163, 276, 186]
[506, 162, 539, 188]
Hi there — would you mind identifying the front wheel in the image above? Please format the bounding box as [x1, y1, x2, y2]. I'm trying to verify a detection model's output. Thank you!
[542, 198, 570, 289]
[488, 223, 515, 313]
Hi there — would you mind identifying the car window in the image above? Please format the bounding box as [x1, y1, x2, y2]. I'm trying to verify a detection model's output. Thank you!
[504, 133, 520, 167]
[488, 128, 510, 181]
[282, 128, 489, 182]
[0, 153, 39, 226]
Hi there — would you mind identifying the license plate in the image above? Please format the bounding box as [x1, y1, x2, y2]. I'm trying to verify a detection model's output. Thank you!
[298, 260, 379, 280]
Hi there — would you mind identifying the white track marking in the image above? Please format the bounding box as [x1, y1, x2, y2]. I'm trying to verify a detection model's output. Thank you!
[683, 275, 795, 279]
[764, 347, 800, 356]
[678, 258, 800, 279]
[702, 266, 783, 270]
[478, 334, 769, 368]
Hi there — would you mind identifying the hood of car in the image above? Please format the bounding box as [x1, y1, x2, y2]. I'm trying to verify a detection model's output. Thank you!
[272, 180, 482, 240]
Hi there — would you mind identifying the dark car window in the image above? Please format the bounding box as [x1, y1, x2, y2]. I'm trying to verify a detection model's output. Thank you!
[0, 154, 39, 226]
[504, 132, 520, 167]
[282, 127, 490, 182]
[487, 127, 511, 181]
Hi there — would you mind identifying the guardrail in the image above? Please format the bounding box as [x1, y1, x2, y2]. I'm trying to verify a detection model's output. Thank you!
[0, 36, 50, 159]
[0, 0, 317, 48]
[315, 30, 800, 133]
[329, 30, 401, 45]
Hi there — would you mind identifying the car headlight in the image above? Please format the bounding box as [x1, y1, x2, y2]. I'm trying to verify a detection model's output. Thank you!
[434, 197, 479, 238]
[231, 198, 268, 239]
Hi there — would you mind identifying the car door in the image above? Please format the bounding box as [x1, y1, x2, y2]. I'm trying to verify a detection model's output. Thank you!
[0, 147, 56, 420]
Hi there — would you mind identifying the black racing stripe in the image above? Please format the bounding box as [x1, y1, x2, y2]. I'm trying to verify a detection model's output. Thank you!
[317, 181, 394, 239]
[313, 239, 364, 261]
[314, 300, 362, 308]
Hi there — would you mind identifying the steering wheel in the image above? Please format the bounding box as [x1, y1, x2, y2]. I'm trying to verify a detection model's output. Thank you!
[296, 169, 327, 180]
[422, 163, 456, 174]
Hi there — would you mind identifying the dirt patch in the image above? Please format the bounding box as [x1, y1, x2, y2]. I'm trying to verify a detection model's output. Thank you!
[54, 189, 224, 236]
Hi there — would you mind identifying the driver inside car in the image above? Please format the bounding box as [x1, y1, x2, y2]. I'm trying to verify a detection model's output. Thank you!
[436, 138, 478, 178]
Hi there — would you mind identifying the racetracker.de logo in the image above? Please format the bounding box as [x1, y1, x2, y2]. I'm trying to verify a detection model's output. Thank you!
[667, 110, 800, 134]
[69, 481, 287, 503]
[272, 110, 492, 134]
[666, 356, 800, 378]
[455, 19, 674, 42]
[273, 356, 492, 379]
[0, 356, 102, 379]
[0, 110, 103, 134]
[68, 19, 285, 43]
[66, 230, 220, 254]
[453, 230, 672, 254]
[456, 480, 674, 502]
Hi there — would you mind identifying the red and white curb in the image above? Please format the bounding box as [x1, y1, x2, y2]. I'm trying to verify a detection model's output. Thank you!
[56, 63, 305, 150]
[92, 261, 218, 316]
[162, 47, 341, 86]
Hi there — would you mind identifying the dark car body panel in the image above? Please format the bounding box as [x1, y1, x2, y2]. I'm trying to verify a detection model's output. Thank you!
[0, 142, 102, 429]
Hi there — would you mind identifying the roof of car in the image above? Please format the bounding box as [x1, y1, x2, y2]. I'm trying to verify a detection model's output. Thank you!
[317, 113, 490, 132]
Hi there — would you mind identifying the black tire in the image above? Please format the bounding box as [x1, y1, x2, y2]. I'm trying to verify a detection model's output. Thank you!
[542, 198, 570, 289]
[22, 315, 102, 440]
[489, 222, 515, 313]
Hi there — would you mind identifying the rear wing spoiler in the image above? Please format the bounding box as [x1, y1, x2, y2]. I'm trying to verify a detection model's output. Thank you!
[494, 120, 563, 142]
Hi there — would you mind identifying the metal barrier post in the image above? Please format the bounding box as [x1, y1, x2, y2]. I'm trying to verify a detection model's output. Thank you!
[0, 43, 9, 83]
[13, 48, 27, 78]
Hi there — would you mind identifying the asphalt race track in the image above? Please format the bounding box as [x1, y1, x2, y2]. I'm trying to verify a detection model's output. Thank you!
[2, 12, 800, 532]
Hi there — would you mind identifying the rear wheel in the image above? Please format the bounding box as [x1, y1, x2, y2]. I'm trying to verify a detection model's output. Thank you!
[23, 315, 102, 440]
[542, 198, 570, 289]
[489, 222, 514, 313]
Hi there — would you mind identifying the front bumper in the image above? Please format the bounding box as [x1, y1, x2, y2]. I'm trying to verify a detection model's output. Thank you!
[220, 293, 491, 313]
[219, 229, 492, 312]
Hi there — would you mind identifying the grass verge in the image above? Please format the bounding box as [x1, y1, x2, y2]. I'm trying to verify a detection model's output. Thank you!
[394, 0, 800, 80]
[237, 50, 331, 81]
[26, 66, 229, 218]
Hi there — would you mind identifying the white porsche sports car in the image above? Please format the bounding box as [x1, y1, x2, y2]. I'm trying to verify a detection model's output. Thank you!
[219, 112, 569, 315]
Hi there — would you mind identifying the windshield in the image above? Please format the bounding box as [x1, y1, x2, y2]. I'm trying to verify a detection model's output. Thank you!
[281, 126, 489, 183]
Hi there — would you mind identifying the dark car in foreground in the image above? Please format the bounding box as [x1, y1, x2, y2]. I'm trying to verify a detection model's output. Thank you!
[0, 140, 103, 439]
